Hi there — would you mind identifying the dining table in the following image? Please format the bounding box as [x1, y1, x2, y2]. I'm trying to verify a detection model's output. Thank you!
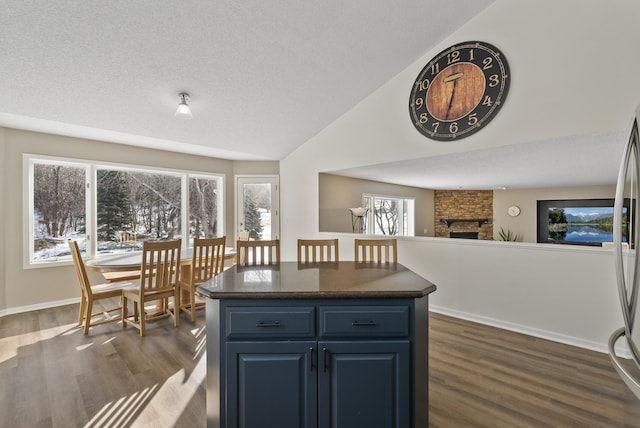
[86, 246, 237, 315]
[85, 246, 237, 273]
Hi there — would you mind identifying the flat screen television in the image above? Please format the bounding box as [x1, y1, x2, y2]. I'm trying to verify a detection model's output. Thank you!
[536, 198, 631, 247]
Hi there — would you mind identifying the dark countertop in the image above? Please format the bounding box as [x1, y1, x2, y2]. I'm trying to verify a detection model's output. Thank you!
[197, 261, 436, 300]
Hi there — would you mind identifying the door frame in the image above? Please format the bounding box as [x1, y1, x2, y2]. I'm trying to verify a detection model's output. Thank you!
[235, 174, 280, 242]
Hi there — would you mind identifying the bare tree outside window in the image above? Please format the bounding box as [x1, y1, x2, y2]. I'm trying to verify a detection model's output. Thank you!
[374, 199, 399, 235]
[363, 194, 415, 237]
[190, 176, 219, 240]
[96, 169, 181, 253]
[33, 163, 86, 258]
[28, 155, 224, 264]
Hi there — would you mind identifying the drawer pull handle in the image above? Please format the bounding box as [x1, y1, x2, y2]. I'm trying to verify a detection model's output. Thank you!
[322, 347, 329, 372]
[309, 347, 315, 372]
[352, 320, 377, 327]
[256, 321, 281, 328]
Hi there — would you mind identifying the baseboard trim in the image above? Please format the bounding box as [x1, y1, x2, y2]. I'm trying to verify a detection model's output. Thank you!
[429, 305, 631, 359]
[0, 297, 80, 318]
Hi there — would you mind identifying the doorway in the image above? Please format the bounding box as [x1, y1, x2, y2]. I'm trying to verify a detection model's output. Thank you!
[235, 175, 279, 241]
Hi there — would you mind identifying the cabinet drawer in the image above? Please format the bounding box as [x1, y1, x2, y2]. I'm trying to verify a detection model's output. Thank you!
[226, 306, 315, 339]
[319, 306, 409, 338]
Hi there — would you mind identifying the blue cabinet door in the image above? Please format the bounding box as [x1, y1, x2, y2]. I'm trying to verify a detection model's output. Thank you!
[318, 340, 411, 428]
[226, 341, 318, 428]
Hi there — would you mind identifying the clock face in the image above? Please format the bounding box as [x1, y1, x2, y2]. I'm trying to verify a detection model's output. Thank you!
[409, 41, 510, 141]
[508, 205, 521, 217]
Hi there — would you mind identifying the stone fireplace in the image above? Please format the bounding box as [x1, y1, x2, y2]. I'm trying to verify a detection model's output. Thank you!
[434, 190, 493, 240]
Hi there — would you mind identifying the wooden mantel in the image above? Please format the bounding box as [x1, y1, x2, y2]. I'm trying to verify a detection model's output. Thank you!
[439, 218, 489, 228]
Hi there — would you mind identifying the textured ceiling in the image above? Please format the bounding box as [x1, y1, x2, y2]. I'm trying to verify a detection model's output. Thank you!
[0, 1, 494, 160]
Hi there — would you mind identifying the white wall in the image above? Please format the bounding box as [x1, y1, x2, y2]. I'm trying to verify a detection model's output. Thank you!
[400, 238, 622, 353]
[280, 1, 637, 352]
[0, 128, 6, 312]
[319, 173, 434, 236]
[493, 185, 616, 242]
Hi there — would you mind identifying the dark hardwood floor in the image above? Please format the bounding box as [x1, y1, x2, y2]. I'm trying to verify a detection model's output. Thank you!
[1, 301, 638, 427]
[0, 300, 207, 427]
[428, 312, 640, 428]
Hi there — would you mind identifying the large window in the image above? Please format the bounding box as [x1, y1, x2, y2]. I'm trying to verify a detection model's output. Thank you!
[31, 159, 89, 261]
[363, 194, 415, 237]
[95, 168, 183, 253]
[25, 155, 224, 267]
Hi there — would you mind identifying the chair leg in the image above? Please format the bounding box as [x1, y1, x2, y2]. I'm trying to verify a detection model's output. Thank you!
[174, 290, 180, 328]
[122, 296, 128, 328]
[84, 299, 93, 334]
[118, 295, 124, 322]
[134, 301, 139, 322]
[78, 296, 87, 326]
[140, 305, 145, 336]
[189, 288, 196, 323]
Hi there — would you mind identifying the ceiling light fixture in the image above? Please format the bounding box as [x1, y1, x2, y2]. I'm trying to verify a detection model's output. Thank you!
[175, 92, 193, 120]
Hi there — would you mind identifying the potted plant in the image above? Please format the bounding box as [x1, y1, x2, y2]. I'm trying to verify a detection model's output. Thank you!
[498, 227, 521, 242]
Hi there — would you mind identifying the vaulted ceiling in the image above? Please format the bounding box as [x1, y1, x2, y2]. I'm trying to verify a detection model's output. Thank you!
[2, 1, 638, 189]
[0, 1, 492, 160]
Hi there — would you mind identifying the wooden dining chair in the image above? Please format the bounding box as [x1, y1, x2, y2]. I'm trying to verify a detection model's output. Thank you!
[68, 240, 133, 334]
[179, 236, 226, 322]
[354, 238, 398, 264]
[297, 239, 339, 263]
[122, 239, 181, 336]
[235, 230, 251, 264]
[236, 239, 280, 266]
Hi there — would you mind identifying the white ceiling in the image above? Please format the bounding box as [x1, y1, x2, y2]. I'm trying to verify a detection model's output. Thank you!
[330, 130, 626, 190]
[1, 1, 631, 190]
[0, 1, 493, 161]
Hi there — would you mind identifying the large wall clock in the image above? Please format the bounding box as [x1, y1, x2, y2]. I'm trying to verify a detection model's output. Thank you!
[409, 41, 510, 141]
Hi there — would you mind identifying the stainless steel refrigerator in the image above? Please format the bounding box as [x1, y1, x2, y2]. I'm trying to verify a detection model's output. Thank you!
[610, 104, 640, 400]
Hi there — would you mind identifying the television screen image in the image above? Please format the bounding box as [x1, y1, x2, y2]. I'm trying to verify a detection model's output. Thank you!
[537, 199, 631, 247]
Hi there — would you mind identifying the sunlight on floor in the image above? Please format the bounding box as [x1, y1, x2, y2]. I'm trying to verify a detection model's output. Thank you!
[133, 365, 206, 426]
[0, 322, 78, 364]
[86, 326, 209, 426]
[75, 343, 93, 351]
[87, 384, 160, 426]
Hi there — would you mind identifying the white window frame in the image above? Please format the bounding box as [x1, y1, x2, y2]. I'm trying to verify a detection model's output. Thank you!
[24, 155, 92, 268]
[23, 153, 224, 269]
[362, 193, 415, 237]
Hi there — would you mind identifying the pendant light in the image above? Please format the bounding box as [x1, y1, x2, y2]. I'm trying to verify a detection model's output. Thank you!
[175, 92, 193, 120]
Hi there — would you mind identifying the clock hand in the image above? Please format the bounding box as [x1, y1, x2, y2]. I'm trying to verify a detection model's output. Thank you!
[443, 72, 464, 83]
[445, 79, 458, 121]
[444, 71, 463, 120]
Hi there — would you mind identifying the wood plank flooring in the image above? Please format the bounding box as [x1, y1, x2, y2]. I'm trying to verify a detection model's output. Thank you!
[1, 301, 639, 427]
[428, 312, 640, 428]
[0, 299, 206, 427]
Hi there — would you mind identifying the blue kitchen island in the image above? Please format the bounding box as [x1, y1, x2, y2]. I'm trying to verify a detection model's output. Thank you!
[197, 261, 436, 428]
